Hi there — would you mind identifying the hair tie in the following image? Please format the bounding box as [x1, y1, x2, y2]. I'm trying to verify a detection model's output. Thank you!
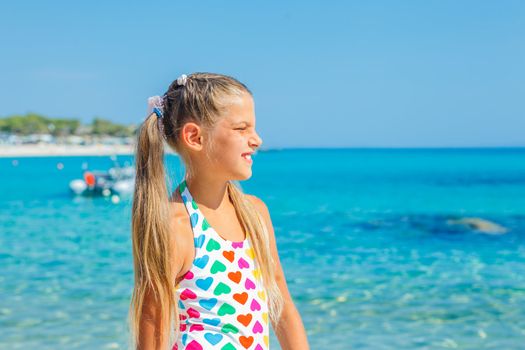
[147, 95, 165, 119]
[177, 74, 188, 86]
[146, 95, 166, 137]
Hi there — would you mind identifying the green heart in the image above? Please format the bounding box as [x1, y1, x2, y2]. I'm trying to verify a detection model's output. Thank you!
[221, 323, 239, 334]
[202, 218, 210, 231]
[213, 282, 231, 296]
[210, 260, 226, 274]
[191, 199, 198, 210]
[206, 238, 221, 252]
[221, 343, 236, 350]
[179, 180, 187, 192]
[217, 303, 236, 316]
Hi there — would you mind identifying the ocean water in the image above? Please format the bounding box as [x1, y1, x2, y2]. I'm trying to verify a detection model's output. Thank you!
[1, 148, 525, 349]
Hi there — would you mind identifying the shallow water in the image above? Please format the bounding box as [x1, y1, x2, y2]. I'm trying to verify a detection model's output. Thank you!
[1, 148, 524, 349]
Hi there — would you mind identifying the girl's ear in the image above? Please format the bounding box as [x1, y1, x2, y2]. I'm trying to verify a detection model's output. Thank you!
[181, 122, 204, 151]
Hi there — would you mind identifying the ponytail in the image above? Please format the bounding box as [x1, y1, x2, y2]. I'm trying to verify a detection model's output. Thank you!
[129, 113, 180, 349]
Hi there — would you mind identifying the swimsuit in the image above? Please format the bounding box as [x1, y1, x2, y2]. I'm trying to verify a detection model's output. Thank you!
[173, 179, 270, 350]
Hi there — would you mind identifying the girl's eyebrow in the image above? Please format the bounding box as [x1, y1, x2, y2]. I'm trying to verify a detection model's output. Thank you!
[232, 121, 252, 126]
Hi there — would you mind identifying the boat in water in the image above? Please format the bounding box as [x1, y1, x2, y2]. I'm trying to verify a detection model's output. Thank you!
[69, 159, 135, 197]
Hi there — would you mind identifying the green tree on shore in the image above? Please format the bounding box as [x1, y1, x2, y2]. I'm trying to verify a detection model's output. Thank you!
[0, 113, 51, 135]
[0, 113, 135, 137]
[91, 117, 135, 137]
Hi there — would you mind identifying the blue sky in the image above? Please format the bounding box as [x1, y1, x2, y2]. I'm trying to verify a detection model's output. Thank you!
[1, 1, 524, 148]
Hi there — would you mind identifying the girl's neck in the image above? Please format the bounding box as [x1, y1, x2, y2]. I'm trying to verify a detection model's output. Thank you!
[184, 176, 231, 211]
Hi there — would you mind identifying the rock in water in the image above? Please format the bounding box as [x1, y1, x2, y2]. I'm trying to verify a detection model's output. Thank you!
[446, 217, 508, 235]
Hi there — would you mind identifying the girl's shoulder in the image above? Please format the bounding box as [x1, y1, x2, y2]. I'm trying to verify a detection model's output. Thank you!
[245, 194, 271, 221]
[168, 195, 195, 282]
[168, 188, 192, 235]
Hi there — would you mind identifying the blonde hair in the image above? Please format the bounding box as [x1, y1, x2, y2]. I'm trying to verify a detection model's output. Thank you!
[129, 72, 284, 349]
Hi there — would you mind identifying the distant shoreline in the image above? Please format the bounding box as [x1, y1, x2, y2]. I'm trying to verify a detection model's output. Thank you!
[1, 144, 523, 158]
[0, 144, 136, 157]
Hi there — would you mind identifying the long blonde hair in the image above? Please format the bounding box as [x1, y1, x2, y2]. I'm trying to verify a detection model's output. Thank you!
[129, 73, 284, 349]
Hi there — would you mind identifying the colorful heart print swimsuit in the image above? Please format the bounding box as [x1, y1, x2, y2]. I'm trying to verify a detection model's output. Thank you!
[172, 179, 270, 350]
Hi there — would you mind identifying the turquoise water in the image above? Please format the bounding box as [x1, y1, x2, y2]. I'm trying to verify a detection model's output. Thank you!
[1, 148, 525, 349]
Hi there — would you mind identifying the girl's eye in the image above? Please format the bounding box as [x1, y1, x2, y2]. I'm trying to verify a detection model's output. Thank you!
[235, 127, 247, 131]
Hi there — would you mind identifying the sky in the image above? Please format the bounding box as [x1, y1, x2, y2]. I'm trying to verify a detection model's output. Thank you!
[1, 0, 524, 148]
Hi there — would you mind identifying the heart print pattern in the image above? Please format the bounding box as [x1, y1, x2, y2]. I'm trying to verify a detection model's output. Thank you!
[173, 179, 270, 350]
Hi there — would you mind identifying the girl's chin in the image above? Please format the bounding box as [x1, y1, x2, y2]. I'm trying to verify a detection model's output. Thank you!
[234, 168, 252, 181]
[240, 171, 253, 180]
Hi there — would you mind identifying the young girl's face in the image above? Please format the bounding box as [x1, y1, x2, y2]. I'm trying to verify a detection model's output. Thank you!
[206, 92, 263, 181]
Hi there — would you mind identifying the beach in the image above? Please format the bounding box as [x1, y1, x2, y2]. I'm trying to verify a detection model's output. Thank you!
[0, 144, 270, 158]
[0, 144, 135, 157]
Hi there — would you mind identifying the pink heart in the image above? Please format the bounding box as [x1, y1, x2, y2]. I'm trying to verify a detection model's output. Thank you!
[238, 257, 250, 269]
[250, 298, 261, 311]
[255, 345, 263, 350]
[187, 307, 200, 318]
[184, 271, 194, 280]
[245, 278, 256, 290]
[186, 340, 203, 350]
[179, 323, 187, 331]
[172, 344, 179, 350]
[190, 324, 204, 332]
[252, 320, 263, 334]
[232, 241, 244, 248]
[180, 288, 197, 300]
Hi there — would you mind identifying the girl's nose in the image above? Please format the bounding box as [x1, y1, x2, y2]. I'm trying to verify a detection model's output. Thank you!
[250, 132, 263, 149]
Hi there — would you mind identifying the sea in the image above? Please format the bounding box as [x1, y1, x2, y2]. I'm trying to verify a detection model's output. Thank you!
[1, 148, 524, 349]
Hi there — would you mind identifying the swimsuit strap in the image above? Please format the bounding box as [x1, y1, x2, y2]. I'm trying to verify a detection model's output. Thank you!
[178, 179, 204, 236]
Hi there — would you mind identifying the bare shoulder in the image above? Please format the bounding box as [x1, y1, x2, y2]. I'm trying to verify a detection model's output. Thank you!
[245, 194, 271, 221]
[168, 197, 194, 281]
[168, 198, 192, 243]
[168, 200, 191, 236]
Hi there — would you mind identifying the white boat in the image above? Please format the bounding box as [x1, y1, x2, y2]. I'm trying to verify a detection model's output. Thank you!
[69, 160, 135, 197]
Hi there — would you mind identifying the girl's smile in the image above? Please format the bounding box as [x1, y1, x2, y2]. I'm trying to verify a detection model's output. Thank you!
[241, 152, 253, 164]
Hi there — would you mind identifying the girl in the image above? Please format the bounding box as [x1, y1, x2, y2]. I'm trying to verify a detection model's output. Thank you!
[129, 73, 309, 350]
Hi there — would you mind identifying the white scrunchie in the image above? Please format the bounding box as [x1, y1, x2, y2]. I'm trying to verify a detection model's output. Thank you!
[177, 74, 188, 86]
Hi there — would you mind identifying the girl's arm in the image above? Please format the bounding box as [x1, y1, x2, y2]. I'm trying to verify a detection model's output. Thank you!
[249, 195, 310, 350]
[137, 213, 188, 350]
[137, 285, 170, 350]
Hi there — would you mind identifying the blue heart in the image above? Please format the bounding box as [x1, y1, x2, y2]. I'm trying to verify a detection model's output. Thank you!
[194, 255, 209, 269]
[182, 333, 187, 346]
[178, 300, 186, 309]
[202, 318, 221, 327]
[190, 212, 199, 228]
[204, 332, 223, 345]
[196, 277, 213, 291]
[194, 234, 205, 248]
[199, 297, 218, 311]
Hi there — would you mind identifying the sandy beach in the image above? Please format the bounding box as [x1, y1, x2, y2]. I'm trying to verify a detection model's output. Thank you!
[0, 144, 138, 157]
